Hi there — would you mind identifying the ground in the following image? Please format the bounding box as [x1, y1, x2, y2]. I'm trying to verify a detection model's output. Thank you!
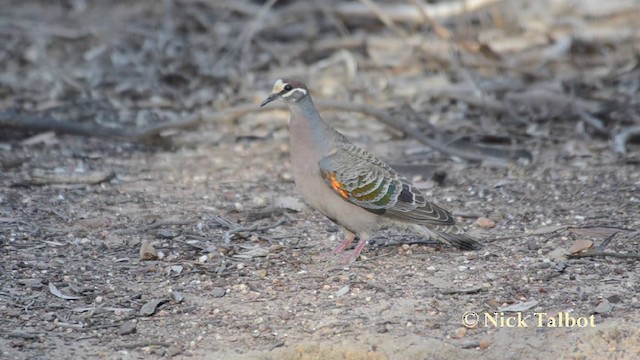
[1, 1, 640, 359]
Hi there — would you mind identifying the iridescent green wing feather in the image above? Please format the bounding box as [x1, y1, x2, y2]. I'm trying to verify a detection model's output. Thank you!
[318, 144, 455, 225]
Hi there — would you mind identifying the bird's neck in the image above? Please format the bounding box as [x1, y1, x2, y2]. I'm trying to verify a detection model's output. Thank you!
[289, 97, 334, 156]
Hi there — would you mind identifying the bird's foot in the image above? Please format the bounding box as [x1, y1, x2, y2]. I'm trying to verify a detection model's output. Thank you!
[340, 236, 368, 263]
[332, 235, 358, 254]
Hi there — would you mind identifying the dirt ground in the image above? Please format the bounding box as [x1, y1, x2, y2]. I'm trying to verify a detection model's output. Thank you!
[1, 1, 640, 359]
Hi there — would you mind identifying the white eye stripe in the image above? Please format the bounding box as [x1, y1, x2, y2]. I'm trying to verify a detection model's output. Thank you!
[282, 88, 307, 97]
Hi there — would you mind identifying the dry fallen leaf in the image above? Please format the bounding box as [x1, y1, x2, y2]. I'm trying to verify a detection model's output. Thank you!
[139, 241, 158, 261]
[48, 282, 81, 300]
[498, 300, 539, 312]
[139, 298, 170, 316]
[569, 239, 594, 254]
[475, 217, 496, 229]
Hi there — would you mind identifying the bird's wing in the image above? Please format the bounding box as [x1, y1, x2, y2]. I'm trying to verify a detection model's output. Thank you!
[318, 144, 456, 225]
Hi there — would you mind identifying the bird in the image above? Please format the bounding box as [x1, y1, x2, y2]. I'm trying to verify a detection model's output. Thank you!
[261, 79, 482, 262]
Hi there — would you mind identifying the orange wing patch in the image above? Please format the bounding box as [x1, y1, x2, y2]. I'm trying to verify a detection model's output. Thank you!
[328, 172, 350, 199]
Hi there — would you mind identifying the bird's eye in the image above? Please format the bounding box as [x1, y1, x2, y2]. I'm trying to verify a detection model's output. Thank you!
[284, 84, 293, 91]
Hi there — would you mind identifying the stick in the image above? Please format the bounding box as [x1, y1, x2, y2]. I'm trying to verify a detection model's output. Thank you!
[356, 0, 405, 36]
[567, 251, 640, 260]
[612, 125, 640, 154]
[334, 0, 503, 23]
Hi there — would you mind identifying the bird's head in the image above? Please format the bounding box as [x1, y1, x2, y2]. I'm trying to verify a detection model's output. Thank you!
[260, 79, 309, 107]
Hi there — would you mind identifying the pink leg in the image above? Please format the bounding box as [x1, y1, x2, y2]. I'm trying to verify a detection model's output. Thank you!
[346, 234, 368, 263]
[333, 232, 356, 254]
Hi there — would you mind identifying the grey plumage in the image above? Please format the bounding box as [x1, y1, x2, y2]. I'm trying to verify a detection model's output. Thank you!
[261, 79, 481, 261]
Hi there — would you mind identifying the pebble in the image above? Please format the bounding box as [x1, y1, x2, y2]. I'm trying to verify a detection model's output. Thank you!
[118, 320, 137, 336]
[475, 217, 496, 229]
[139, 241, 158, 261]
[212, 287, 226, 298]
[454, 327, 467, 338]
[479, 339, 490, 350]
[156, 229, 175, 239]
[335, 285, 350, 297]
[594, 299, 612, 314]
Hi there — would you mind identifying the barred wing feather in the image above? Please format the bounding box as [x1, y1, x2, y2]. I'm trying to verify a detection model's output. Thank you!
[318, 144, 456, 226]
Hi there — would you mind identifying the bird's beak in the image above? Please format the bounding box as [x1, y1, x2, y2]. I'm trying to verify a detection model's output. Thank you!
[260, 93, 280, 107]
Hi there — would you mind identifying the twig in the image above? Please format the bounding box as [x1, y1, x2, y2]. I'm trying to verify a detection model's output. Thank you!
[595, 232, 618, 252]
[334, 0, 503, 23]
[212, 215, 287, 244]
[26, 169, 115, 186]
[408, 0, 451, 39]
[567, 251, 640, 260]
[442, 286, 484, 295]
[356, 0, 405, 36]
[113, 218, 193, 235]
[237, 0, 279, 74]
[0, 111, 134, 140]
[119, 341, 172, 350]
[612, 125, 640, 154]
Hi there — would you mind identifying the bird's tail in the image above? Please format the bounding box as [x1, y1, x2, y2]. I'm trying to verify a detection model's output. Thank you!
[409, 224, 483, 250]
[436, 231, 483, 250]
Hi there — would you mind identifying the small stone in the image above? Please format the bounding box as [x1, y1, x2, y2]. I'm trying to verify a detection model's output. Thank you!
[252, 197, 266, 207]
[212, 287, 226, 298]
[256, 269, 267, 278]
[118, 320, 137, 335]
[156, 229, 175, 239]
[94, 296, 103, 304]
[607, 294, 622, 304]
[139, 241, 158, 261]
[594, 299, 612, 314]
[171, 291, 184, 303]
[335, 285, 350, 297]
[547, 248, 568, 261]
[457, 266, 468, 272]
[198, 255, 208, 263]
[454, 327, 467, 338]
[479, 339, 490, 350]
[167, 346, 182, 357]
[475, 217, 496, 229]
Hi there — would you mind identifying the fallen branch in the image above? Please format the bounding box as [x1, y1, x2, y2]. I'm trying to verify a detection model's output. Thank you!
[212, 215, 287, 244]
[113, 218, 193, 235]
[2, 100, 512, 163]
[567, 251, 640, 260]
[334, 0, 503, 23]
[25, 169, 115, 186]
[612, 125, 640, 154]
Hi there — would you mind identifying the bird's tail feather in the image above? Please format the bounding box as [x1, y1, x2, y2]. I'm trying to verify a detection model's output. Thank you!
[436, 231, 483, 250]
[410, 224, 483, 250]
